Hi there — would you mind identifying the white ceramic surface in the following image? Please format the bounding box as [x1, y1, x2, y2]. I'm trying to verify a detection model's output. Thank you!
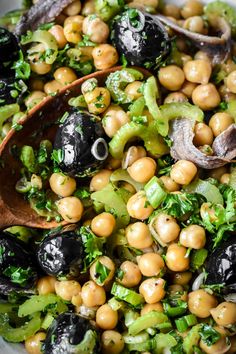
[0, 0, 235, 352]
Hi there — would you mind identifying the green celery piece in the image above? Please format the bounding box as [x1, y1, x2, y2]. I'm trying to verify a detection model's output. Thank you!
[20, 145, 36, 173]
[183, 324, 201, 354]
[153, 333, 177, 354]
[123, 331, 149, 344]
[110, 169, 144, 191]
[128, 311, 169, 336]
[0, 104, 20, 130]
[0, 312, 41, 343]
[18, 294, 67, 317]
[190, 249, 208, 270]
[74, 329, 98, 354]
[91, 183, 130, 228]
[95, 0, 124, 21]
[129, 97, 146, 118]
[160, 102, 203, 124]
[184, 179, 224, 204]
[144, 176, 167, 208]
[41, 313, 54, 330]
[111, 282, 144, 307]
[226, 100, 236, 122]
[127, 341, 152, 352]
[204, 1, 236, 36]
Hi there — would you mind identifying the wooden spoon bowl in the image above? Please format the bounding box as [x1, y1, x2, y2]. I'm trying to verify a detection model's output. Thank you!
[0, 66, 150, 230]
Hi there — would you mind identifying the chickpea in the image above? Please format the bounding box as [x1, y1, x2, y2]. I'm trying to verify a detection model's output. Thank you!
[209, 112, 234, 137]
[96, 304, 118, 330]
[81, 280, 106, 307]
[194, 50, 211, 62]
[125, 81, 143, 101]
[220, 173, 230, 184]
[122, 146, 147, 169]
[28, 44, 52, 75]
[172, 272, 192, 286]
[49, 25, 67, 49]
[64, 22, 82, 44]
[25, 91, 46, 110]
[170, 160, 197, 185]
[44, 80, 63, 95]
[208, 166, 228, 181]
[137, 253, 164, 277]
[188, 289, 218, 318]
[81, 0, 95, 16]
[102, 105, 129, 138]
[126, 191, 154, 220]
[210, 302, 236, 327]
[219, 84, 236, 102]
[57, 196, 83, 223]
[183, 60, 212, 85]
[200, 202, 224, 224]
[101, 330, 124, 354]
[121, 182, 136, 194]
[128, 0, 158, 10]
[25, 332, 46, 354]
[84, 87, 111, 114]
[37, 276, 56, 295]
[55, 280, 81, 304]
[159, 176, 180, 192]
[180, 225, 206, 249]
[163, 4, 181, 19]
[54, 67, 77, 85]
[139, 278, 166, 304]
[152, 213, 180, 244]
[166, 243, 190, 272]
[64, 15, 84, 27]
[181, 81, 197, 98]
[184, 16, 205, 33]
[63, 0, 81, 16]
[200, 335, 230, 354]
[91, 213, 116, 237]
[180, 53, 192, 66]
[118, 261, 142, 288]
[90, 169, 112, 191]
[31, 174, 43, 190]
[192, 83, 221, 110]
[82, 15, 109, 43]
[49, 172, 76, 197]
[164, 92, 188, 104]
[226, 70, 236, 93]
[181, 0, 203, 18]
[193, 122, 214, 146]
[126, 222, 153, 249]
[158, 65, 185, 91]
[90, 256, 115, 285]
[127, 157, 157, 183]
[29, 78, 44, 91]
[141, 303, 163, 316]
[92, 44, 119, 70]
[168, 285, 188, 302]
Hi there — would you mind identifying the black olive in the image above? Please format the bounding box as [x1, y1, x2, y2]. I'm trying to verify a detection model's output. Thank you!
[205, 238, 236, 294]
[111, 9, 171, 67]
[42, 313, 100, 354]
[0, 27, 19, 73]
[37, 230, 85, 278]
[0, 232, 38, 295]
[0, 77, 18, 106]
[54, 109, 109, 177]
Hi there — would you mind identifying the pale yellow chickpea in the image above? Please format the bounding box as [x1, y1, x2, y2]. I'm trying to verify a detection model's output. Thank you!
[184, 16, 205, 33]
[159, 176, 180, 192]
[64, 22, 82, 44]
[90, 169, 112, 191]
[194, 50, 211, 62]
[49, 172, 76, 197]
[63, 0, 81, 15]
[126, 222, 153, 249]
[163, 4, 180, 19]
[106, 156, 122, 170]
[226, 70, 236, 93]
[28, 44, 52, 75]
[64, 15, 84, 27]
[193, 122, 214, 146]
[81, 0, 95, 16]
[44, 80, 63, 95]
[184, 60, 212, 85]
[180, 53, 192, 66]
[139, 278, 166, 304]
[179, 224, 206, 249]
[208, 166, 228, 181]
[84, 87, 111, 114]
[31, 174, 43, 190]
[169, 285, 188, 302]
[181, 0, 203, 18]
[90, 256, 115, 285]
[29, 78, 44, 91]
[81, 280, 106, 307]
[101, 330, 124, 354]
[192, 83, 221, 110]
[127, 157, 157, 183]
[91, 212, 116, 237]
[172, 272, 192, 286]
[25, 332, 46, 354]
[158, 65, 185, 91]
[152, 213, 180, 244]
[220, 173, 230, 184]
[57, 196, 83, 223]
[125, 81, 143, 101]
[166, 243, 190, 272]
[92, 44, 119, 70]
[137, 253, 164, 277]
[181, 81, 197, 98]
[54, 67, 77, 85]
[219, 84, 236, 102]
[102, 105, 129, 138]
[82, 15, 109, 43]
[49, 25, 67, 49]
[25, 91, 46, 110]
[55, 280, 81, 302]
[200, 334, 230, 354]
[80, 46, 94, 62]
[164, 92, 188, 104]
[122, 146, 147, 169]
[141, 303, 163, 316]
[118, 261, 142, 288]
[96, 304, 118, 330]
[188, 289, 218, 318]
[209, 112, 234, 137]
[128, 0, 158, 10]
[170, 160, 197, 185]
[126, 191, 154, 220]
[37, 276, 56, 295]
[210, 302, 236, 327]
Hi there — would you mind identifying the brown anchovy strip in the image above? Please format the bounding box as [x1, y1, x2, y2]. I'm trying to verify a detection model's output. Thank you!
[156, 15, 231, 64]
[15, 0, 74, 36]
[169, 119, 236, 169]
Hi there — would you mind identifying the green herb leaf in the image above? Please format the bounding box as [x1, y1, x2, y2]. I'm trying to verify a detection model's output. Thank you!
[3, 266, 33, 287]
[12, 50, 31, 80]
[51, 149, 64, 165]
[80, 226, 105, 271]
[199, 324, 221, 346]
[94, 260, 111, 285]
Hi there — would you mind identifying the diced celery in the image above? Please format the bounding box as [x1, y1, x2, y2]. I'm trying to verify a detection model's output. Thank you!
[128, 311, 169, 336]
[144, 176, 167, 208]
[111, 283, 144, 307]
[18, 294, 67, 317]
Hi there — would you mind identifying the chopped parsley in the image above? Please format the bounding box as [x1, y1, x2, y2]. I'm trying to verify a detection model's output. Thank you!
[199, 324, 221, 346]
[3, 266, 33, 286]
[51, 149, 64, 165]
[12, 50, 31, 80]
[94, 260, 111, 285]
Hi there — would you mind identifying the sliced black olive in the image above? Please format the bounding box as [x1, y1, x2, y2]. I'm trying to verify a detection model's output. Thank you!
[42, 313, 100, 354]
[37, 230, 85, 279]
[0, 77, 18, 106]
[54, 109, 109, 177]
[0, 27, 19, 73]
[0, 232, 38, 295]
[205, 237, 236, 294]
[111, 8, 171, 67]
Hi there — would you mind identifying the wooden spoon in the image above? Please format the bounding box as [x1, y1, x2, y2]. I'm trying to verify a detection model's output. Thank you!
[0, 66, 150, 230]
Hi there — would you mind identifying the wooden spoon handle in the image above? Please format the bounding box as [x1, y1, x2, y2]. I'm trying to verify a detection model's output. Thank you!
[0, 200, 20, 229]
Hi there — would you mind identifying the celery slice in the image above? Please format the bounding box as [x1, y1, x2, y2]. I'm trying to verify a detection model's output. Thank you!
[128, 311, 169, 336]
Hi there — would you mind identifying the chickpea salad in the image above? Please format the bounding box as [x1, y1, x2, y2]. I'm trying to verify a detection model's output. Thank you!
[0, 0, 236, 354]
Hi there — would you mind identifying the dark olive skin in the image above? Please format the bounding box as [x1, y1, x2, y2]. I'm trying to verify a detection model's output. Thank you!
[206, 237, 236, 294]
[54, 109, 109, 177]
[0, 232, 38, 295]
[42, 313, 100, 354]
[37, 231, 85, 279]
[111, 9, 171, 67]
[0, 77, 18, 106]
[0, 27, 19, 76]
